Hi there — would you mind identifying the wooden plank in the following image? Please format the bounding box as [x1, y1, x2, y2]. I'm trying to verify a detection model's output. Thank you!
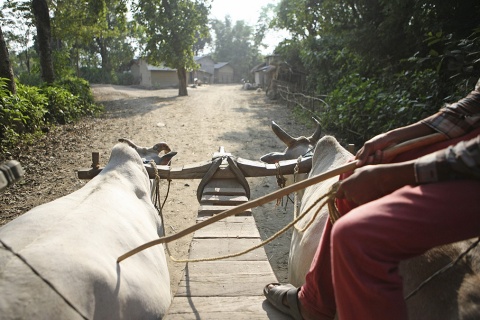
[204, 178, 244, 189]
[188, 238, 268, 261]
[176, 261, 278, 297]
[194, 216, 260, 238]
[165, 296, 291, 320]
[197, 205, 251, 217]
[202, 187, 246, 196]
[203, 178, 246, 196]
[200, 195, 248, 205]
[183, 260, 274, 276]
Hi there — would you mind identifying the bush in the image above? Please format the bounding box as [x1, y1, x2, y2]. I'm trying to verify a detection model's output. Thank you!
[54, 77, 94, 105]
[0, 76, 103, 150]
[115, 72, 134, 85]
[42, 86, 84, 124]
[319, 70, 440, 146]
[1, 79, 48, 144]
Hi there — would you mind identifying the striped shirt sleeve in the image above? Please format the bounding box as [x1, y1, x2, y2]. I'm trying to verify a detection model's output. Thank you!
[414, 83, 480, 183]
[421, 89, 480, 138]
[414, 134, 480, 183]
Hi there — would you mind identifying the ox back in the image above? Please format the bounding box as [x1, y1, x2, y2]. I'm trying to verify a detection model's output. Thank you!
[288, 136, 353, 287]
[0, 143, 171, 319]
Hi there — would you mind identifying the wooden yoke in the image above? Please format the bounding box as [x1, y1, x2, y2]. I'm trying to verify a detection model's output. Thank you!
[196, 147, 252, 217]
[77, 151, 313, 180]
[77, 146, 313, 216]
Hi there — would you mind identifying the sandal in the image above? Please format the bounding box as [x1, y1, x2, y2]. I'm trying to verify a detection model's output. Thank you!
[263, 282, 303, 320]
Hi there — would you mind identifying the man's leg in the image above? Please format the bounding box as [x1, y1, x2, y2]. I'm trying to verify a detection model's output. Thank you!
[331, 180, 480, 319]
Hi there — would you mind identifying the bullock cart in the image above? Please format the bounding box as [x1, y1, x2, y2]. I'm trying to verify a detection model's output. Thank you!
[78, 145, 311, 319]
[77, 130, 471, 319]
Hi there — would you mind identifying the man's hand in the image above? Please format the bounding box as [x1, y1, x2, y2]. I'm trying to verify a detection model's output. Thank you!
[336, 161, 416, 205]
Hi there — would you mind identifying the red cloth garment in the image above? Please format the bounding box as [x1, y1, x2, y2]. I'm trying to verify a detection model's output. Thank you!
[298, 127, 480, 319]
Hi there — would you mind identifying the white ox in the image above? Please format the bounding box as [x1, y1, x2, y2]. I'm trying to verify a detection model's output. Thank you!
[0, 140, 174, 319]
[262, 126, 480, 319]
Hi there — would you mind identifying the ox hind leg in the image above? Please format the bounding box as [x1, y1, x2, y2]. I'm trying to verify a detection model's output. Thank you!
[458, 246, 480, 320]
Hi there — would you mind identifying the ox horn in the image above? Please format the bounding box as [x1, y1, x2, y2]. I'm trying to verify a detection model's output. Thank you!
[307, 118, 322, 144]
[153, 142, 171, 154]
[118, 138, 139, 149]
[271, 121, 296, 147]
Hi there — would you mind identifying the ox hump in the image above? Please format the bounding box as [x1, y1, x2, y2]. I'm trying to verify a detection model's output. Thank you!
[312, 136, 353, 170]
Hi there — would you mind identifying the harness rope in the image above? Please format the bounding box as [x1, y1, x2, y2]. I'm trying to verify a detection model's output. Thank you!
[404, 237, 480, 300]
[275, 162, 287, 207]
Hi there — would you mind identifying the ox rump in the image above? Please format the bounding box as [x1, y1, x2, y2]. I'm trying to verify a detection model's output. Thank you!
[0, 141, 172, 320]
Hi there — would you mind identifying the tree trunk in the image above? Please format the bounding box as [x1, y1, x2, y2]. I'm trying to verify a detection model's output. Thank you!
[0, 25, 16, 94]
[177, 67, 188, 96]
[32, 0, 55, 84]
[96, 37, 111, 82]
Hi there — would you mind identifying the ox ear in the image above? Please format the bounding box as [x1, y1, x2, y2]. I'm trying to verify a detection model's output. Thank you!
[307, 118, 322, 145]
[158, 151, 177, 165]
[152, 142, 171, 154]
[271, 121, 295, 147]
[260, 152, 286, 164]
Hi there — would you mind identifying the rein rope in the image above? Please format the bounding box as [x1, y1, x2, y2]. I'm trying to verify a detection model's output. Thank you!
[149, 160, 339, 263]
[171, 184, 337, 263]
[404, 237, 480, 301]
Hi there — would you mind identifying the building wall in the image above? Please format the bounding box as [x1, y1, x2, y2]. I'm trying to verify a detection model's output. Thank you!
[255, 72, 266, 87]
[137, 60, 152, 87]
[151, 71, 178, 88]
[196, 56, 215, 75]
[215, 65, 234, 83]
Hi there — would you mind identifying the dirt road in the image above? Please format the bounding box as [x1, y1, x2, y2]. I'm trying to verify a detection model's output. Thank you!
[1, 83, 314, 294]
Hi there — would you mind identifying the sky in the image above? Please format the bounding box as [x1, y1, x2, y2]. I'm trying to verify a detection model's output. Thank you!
[208, 0, 289, 55]
[209, 0, 278, 25]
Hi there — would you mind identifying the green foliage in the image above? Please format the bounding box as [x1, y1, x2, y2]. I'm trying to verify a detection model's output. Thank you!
[0, 77, 102, 149]
[16, 72, 42, 86]
[211, 17, 263, 81]
[320, 71, 440, 146]
[41, 86, 83, 124]
[135, 0, 211, 95]
[54, 77, 94, 105]
[272, 0, 480, 144]
[0, 79, 47, 143]
[115, 72, 134, 85]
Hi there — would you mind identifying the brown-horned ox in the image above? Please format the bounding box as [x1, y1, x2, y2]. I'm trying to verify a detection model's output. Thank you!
[0, 140, 175, 320]
[260, 119, 322, 199]
[261, 124, 480, 320]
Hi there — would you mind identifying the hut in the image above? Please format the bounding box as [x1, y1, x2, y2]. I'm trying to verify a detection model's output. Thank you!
[131, 59, 178, 88]
[214, 62, 234, 83]
[192, 56, 215, 84]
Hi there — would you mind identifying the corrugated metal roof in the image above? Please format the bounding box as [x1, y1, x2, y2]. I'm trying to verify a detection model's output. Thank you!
[147, 64, 176, 71]
[214, 62, 230, 69]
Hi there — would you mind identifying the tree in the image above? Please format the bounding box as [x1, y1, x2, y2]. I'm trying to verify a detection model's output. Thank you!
[211, 17, 262, 81]
[135, 0, 211, 96]
[31, 0, 54, 83]
[0, 25, 16, 94]
[1, 0, 35, 77]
